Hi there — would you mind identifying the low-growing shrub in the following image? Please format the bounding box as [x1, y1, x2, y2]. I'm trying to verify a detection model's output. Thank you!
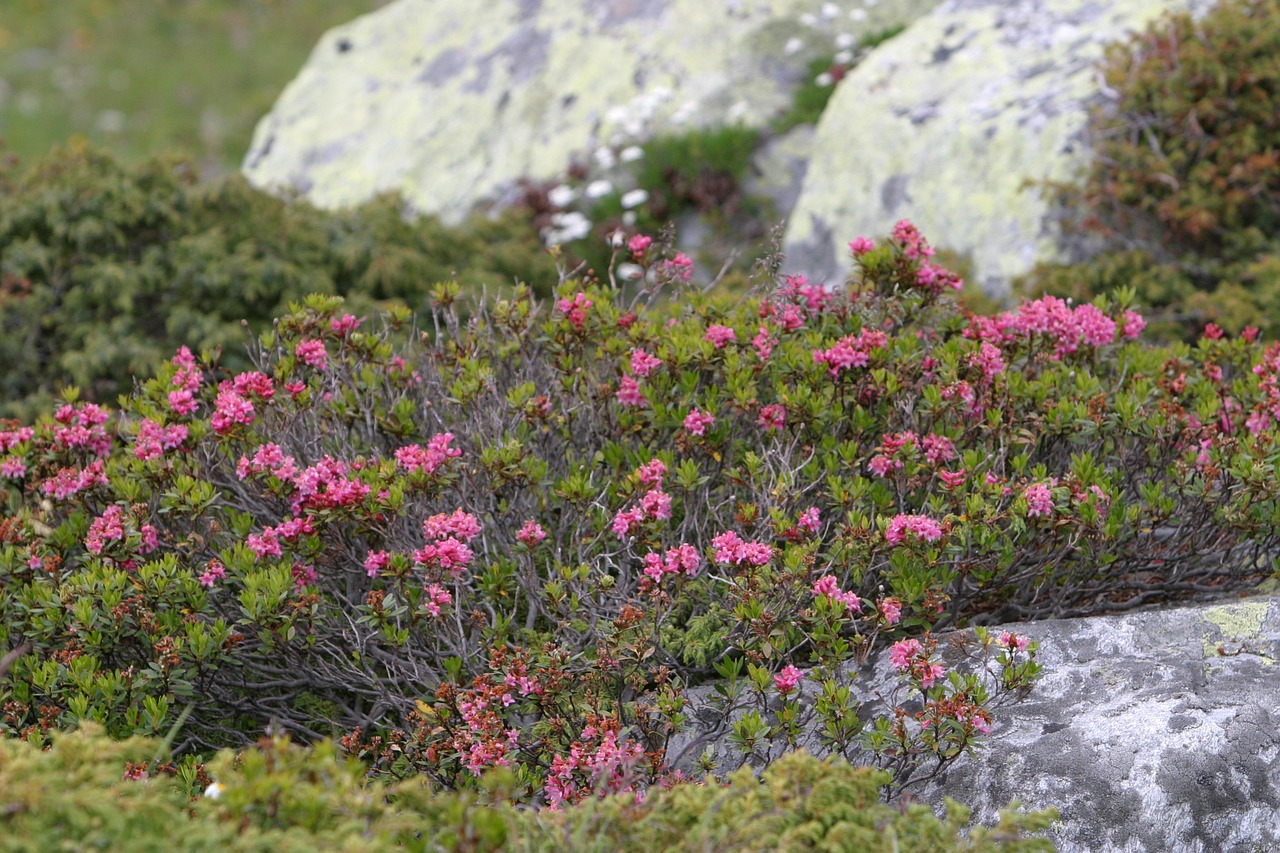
[2, 220, 1279, 806]
[0, 142, 556, 418]
[1028, 0, 1280, 340]
[0, 726, 1057, 852]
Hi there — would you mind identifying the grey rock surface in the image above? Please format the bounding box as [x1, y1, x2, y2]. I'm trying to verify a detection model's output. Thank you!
[242, 0, 936, 223]
[668, 594, 1280, 852]
[783, 0, 1214, 295]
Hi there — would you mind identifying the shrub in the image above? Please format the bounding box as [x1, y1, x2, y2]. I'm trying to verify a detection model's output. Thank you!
[0, 142, 556, 418]
[0, 726, 1056, 852]
[2, 221, 1278, 805]
[1028, 0, 1280, 339]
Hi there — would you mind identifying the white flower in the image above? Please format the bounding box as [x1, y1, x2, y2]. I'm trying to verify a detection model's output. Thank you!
[542, 211, 593, 245]
[835, 33, 856, 49]
[585, 179, 613, 199]
[621, 189, 649, 209]
[799, 13, 817, 26]
[814, 72, 834, 87]
[785, 37, 804, 56]
[620, 145, 644, 163]
[547, 184, 576, 207]
[834, 50, 853, 65]
[849, 8, 868, 21]
[821, 2, 840, 18]
[204, 782, 223, 799]
[592, 147, 617, 169]
[617, 263, 645, 281]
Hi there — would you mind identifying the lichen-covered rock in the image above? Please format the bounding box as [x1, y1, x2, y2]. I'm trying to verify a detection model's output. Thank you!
[669, 592, 1280, 852]
[242, 0, 937, 223]
[783, 0, 1214, 296]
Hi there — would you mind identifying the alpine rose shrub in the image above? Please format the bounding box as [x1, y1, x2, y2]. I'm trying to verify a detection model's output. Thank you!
[1, 221, 1277, 807]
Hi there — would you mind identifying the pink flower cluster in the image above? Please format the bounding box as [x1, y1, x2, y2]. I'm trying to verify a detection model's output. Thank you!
[415, 510, 482, 577]
[613, 462, 673, 539]
[629, 348, 662, 378]
[627, 233, 652, 258]
[133, 419, 189, 461]
[616, 376, 646, 408]
[642, 543, 703, 582]
[683, 408, 715, 436]
[168, 347, 203, 415]
[889, 220, 964, 294]
[812, 575, 861, 614]
[423, 583, 453, 618]
[813, 328, 889, 377]
[971, 340, 1006, 380]
[797, 507, 821, 534]
[330, 314, 362, 335]
[198, 559, 226, 589]
[395, 433, 462, 475]
[210, 372, 273, 435]
[516, 520, 547, 547]
[544, 722, 646, 808]
[1024, 482, 1055, 517]
[295, 339, 328, 370]
[363, 550, 391, 578]
[888, 637, 945, 688]
[0, 426, 34, 479]
[557, 292, 593, 329]
[704, 324, 736, 349]
[773, 664, 804, 695]
[966, 296, 1135, 359]
[293, 457, 371, 512]
[85, 505, 127, 555]
[879, 597, 902, 626]
[884, 514, 944, 546]
[52, 403, 112, 456]
[42, 460, 108, 500]
[758, 403, 786, 432]
[236, 443, 299, 481]
[662, 253, 694, 282]
[710, 530, 773, 567]
[998, 631, 1030, 653]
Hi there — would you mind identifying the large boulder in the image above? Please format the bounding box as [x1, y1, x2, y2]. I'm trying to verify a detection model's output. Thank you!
[668, 592, 1280, 852]
[242, 0, 936, 223]
[782, 0, 1214, 296]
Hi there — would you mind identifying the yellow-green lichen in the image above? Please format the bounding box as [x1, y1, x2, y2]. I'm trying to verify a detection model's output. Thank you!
[1201, 601, 1274, 663]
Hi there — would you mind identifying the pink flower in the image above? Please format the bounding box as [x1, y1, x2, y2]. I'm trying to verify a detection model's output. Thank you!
[639, 488, 672, 520]
[971, 341, 1006, 380]
[889, 639, 923, 672]
[628, 234, 652, 258]
[211, 390, 255, 434]
[85, 506, 127, 555]
[133, 419, 189, 461]
[167, 389, 198, 415]
[884, 514, 943, 546]
[612, 506, 645, 539]
[517, 520, 547, 547]
[414, 538, 474, 576]
[1247, 411, 1272, 436]
[937, 469, 966, 489]
[797, 507, 821, 534]
[711, 531, 773, 567]
[629, 348, 662, 378]
[811, 574, 861, 613]
[998, 631, 1030, 653]
[636, 458, 667, 487]
[1121, 310, 1146, 339]
[704, 325, 736, 349]
[364, 550, 391, 578]
[198, 559, 226, 589]
[848, 236, 875, 255]
[331, 314, 362, 334]
[752, 326, 776, 361]
[423, 584, 453, 617]
[879, 597, 902, 626]
[664, 253, 694, 281]
[616, 376, 646, 407]
[758, 404, 786, 432]
[1024, 483, 1054, 517]
[395, 433, 462, 475]
[247, 529, 283, 559]
[774, 664, 803, 695]
[0, 457, 26, 479]
[557, 292, 594, 329]
[295, 339, 328, 369]
[683, 408, 716, 436]
[422, 510, 481, 542]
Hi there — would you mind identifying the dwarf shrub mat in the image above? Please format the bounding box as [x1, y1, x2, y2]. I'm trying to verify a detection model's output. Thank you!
[1030, 0, 1280, 340]
[0, 143, 556, 418]
[0, 727, 1056, 853]
[2, 221, 1279, 803]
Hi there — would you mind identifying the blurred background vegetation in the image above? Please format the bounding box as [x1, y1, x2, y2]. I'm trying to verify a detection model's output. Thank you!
[0, 0, 389, 175]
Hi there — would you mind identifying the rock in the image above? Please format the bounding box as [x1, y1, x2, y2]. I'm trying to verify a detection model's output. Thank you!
[783, 0, 1216, 296]
[242, 0, 938, 223]
[667, 593, 1280, 852]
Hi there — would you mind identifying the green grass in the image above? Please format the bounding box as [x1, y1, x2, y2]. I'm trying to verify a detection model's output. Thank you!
[0, 0, 387, 175]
